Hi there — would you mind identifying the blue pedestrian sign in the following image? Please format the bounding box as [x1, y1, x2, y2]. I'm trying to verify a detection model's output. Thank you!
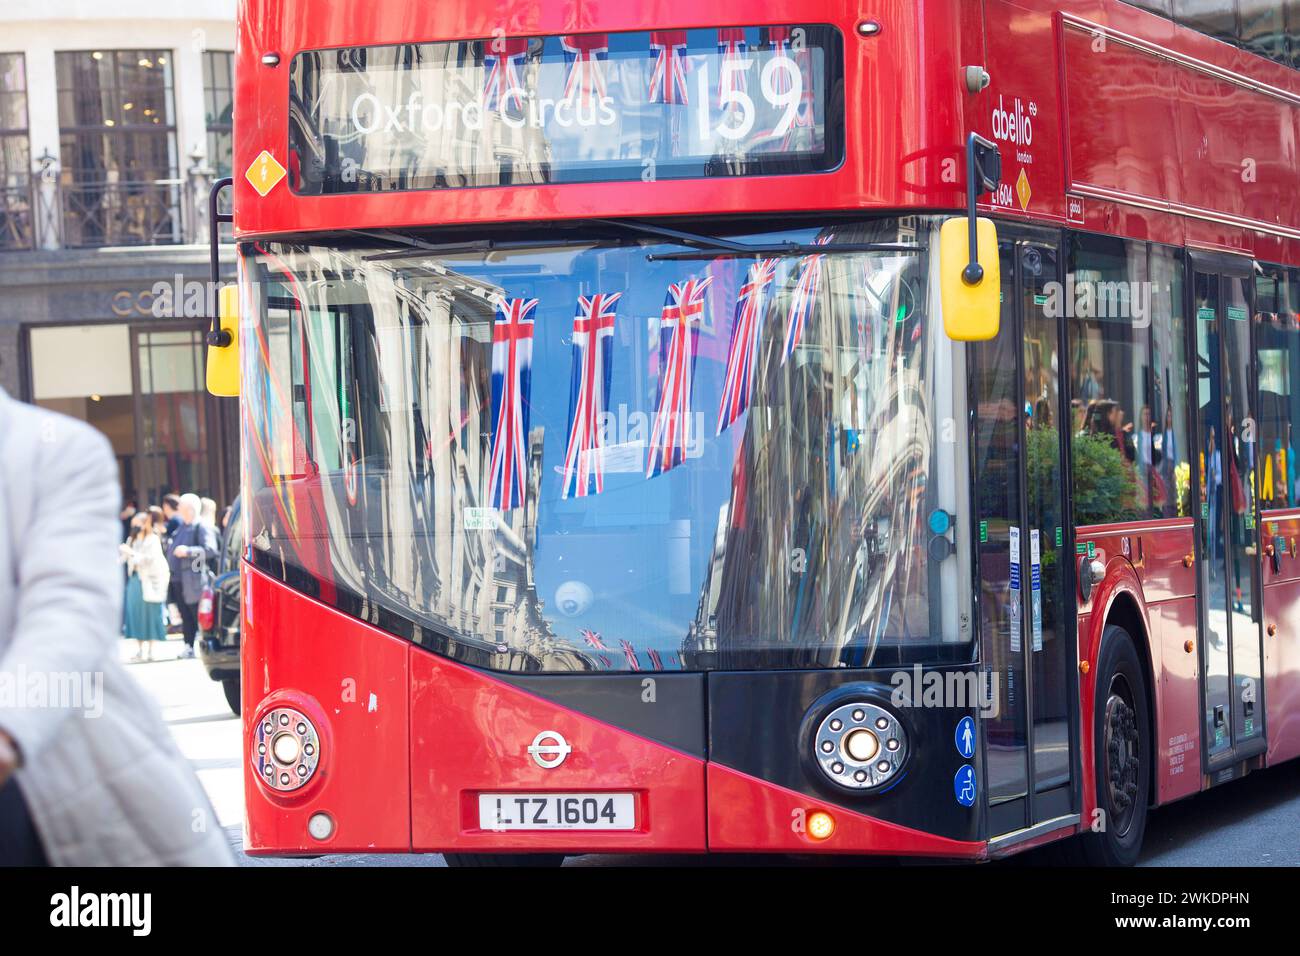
[955, 716, 976, 760]
[954, 765, 977, 807]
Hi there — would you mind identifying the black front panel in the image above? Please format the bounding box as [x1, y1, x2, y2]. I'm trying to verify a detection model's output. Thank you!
[496, 671, 707, 758]
[708, 668, 984, 842]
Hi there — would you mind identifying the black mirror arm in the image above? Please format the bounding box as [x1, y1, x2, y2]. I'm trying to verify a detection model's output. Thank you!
[963, 133, 999, 286]
[207, 177, 235, 348]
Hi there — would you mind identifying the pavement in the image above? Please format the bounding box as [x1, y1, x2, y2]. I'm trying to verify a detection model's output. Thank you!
[124, 637, 1300, 867]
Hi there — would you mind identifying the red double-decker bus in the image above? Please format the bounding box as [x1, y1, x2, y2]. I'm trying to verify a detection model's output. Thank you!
[208, 0, 1300, 865]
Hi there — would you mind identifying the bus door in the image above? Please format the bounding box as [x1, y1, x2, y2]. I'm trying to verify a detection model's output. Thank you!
[971, 232, 1079, 839]
[1189, 253, 1267, 773]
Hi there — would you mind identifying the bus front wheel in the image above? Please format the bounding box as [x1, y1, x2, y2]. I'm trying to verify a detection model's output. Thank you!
[1077, 624, 1150, 866]
[222, 679, 241, 716]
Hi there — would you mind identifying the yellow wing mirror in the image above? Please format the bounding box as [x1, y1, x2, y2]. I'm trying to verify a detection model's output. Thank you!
[205, 177, 239, 397]
[206, 282, 240, 397]
[940, 217, 1000, 341]
[940, 133, 1002, 342]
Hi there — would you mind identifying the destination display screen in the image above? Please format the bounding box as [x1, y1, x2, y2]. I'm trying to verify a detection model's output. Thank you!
[287, 25, 843, 194]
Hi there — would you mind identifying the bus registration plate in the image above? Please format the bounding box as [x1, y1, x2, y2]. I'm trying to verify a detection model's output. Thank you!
[478, 793, 636, 831]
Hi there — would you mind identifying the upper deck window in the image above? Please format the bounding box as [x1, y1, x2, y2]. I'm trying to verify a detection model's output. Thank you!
[288, 25, 843, 195]
[1124, 1, 1300, 73]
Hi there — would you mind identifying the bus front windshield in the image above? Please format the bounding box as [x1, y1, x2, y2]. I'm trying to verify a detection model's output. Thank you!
[241, 216, 972, 672]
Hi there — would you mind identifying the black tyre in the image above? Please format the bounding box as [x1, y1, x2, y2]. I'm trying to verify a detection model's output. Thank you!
[1077, 624, 1150, 866]
[443, 853, 565, 868]
[222, 678, 241, 716]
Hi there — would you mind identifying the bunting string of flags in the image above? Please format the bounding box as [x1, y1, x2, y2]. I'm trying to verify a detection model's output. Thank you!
[487, 240, 848, 508]
[477, 28, 824, 131]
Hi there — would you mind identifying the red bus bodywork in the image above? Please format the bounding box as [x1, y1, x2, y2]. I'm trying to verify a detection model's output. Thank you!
[233, 0, 1300, 859]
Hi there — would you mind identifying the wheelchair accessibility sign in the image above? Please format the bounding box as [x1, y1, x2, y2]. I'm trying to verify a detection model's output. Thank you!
[954, 765, 977, 807]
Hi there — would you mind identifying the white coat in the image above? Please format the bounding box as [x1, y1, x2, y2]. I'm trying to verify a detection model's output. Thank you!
[0, 387, 233, 865]
[123, 533, 170, 604]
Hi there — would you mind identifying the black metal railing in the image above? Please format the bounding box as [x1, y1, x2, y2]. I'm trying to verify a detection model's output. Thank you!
[59, 177, 183, 248]
[0, 180, 36, 250]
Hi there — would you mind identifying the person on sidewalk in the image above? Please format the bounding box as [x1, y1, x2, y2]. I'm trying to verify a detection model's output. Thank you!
[0, 385, 232, 866]
[167, 493, 220, 660]
[120, 511, 171, 662]
[161, 493, 184, 636]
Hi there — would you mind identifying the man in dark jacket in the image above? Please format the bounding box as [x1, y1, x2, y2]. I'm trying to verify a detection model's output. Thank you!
[161, 494, 182, 539]
[161, 493, 183, 633]
[167, 494, 220, 659]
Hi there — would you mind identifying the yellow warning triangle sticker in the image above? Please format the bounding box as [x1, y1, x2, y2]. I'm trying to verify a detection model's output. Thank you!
[1016, 168, 1032, 212]
[246, 150, 287, 197]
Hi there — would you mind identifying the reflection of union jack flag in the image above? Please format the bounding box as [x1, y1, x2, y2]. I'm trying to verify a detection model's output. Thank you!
[483, 38, 529, 112]
[599, 654, 612, 668]
[767, 27, 795, 94]
[782, 47, 816, 149]
[582, 628, 608, 651]
[620, 639, 641, 671]
[647, 648, 664, 670]
[717, 28, 748, 109]
[717, 258, 778, 435]
[648, 30, 689, 104]
[784, 237, 830, 363]
[562, 292, 620, 498]
[561, 34, 610, 109]
[488, 297, 538, 510]
[855, 257, 873, 358]
[647, 276, 713, 477]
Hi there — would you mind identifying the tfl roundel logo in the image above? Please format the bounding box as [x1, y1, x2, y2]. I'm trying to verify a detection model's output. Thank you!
[527, 731, 572, 769]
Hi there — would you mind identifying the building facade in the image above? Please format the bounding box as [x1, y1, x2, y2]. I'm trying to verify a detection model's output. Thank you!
[0, 0, 238, 509]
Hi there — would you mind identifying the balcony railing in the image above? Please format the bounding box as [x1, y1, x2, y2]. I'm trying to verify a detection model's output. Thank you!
[60, 177, 183, 248]
[0, 180, 37, 251]
[0, 166, 224, 252]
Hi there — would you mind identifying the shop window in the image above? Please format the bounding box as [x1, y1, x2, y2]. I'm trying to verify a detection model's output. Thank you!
[56, 49, 180, 246]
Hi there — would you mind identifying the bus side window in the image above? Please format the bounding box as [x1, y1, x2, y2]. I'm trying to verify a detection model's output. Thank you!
[1150, 245, 1191, 519]
[263, 295, 312, 479]
[1255, 264, 1300, 509]
[1066, 234, 1153, 524]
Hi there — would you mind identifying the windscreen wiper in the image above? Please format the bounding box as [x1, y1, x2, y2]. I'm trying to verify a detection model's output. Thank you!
[266, 228, 592, 261]
[589, 218, 761, 254]
[647, 243, 922, 261]
[592, 217, 921, 260]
